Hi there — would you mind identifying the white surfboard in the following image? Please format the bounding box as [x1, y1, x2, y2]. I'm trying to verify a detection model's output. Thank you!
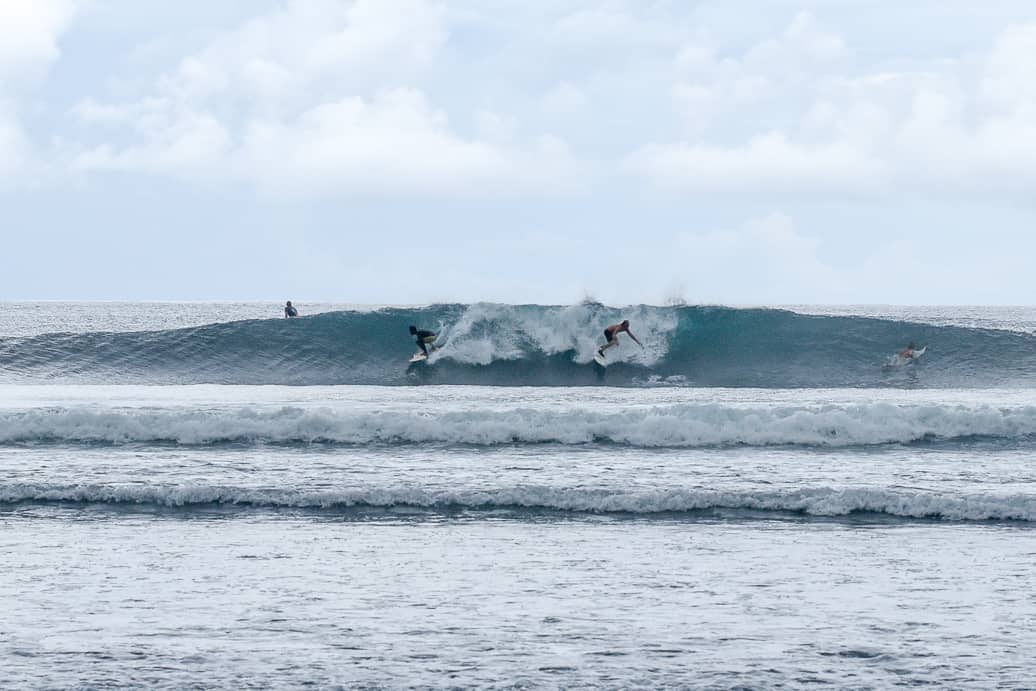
[408, 346, 442, 364]
[593, 351, 607, 366]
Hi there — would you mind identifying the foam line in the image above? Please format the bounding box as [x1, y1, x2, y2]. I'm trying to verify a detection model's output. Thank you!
[2, 402, 1036, 447]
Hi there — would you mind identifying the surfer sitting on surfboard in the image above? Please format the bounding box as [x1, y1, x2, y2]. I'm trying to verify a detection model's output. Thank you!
[597, 320, 642, 357]
[410, 325, 438, 357]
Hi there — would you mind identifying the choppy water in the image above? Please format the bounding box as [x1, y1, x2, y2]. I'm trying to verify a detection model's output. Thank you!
[2, 303, 1036, 688]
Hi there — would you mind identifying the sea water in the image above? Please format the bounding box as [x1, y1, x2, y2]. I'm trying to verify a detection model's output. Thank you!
[2, 303, 1036, 688]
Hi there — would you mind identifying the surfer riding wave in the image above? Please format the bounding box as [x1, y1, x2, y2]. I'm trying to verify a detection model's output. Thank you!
[597, 320, 643, 358]
[410, 325, 438, 357]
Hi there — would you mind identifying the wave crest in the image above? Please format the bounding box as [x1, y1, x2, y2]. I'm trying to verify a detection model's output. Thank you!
[3, 402, 1036, 447]
[3, 483, 1034, 521]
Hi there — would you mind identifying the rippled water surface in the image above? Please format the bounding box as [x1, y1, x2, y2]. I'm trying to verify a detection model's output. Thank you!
[3, 304, 1036, 687]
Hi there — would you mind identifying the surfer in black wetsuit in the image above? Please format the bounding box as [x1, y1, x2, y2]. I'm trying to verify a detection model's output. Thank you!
[597, 320, 642, 357]
[410, 325, 438, 356]
[284, 301, 298, 318]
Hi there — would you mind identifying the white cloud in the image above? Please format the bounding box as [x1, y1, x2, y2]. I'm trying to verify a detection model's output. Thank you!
[74, 107, 231, 175]
[0, 0, 78, 81]
[235, 89, 578, 196]
[130, 0, 445, 108]
[631, 18, 1036, 197]
[75, 87, 582, 197]
[0, 0, 79, 181]
[627, 133, 885, 192]
[72, 0, 580, 197]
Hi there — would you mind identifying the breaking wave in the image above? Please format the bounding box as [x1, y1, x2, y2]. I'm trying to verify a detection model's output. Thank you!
[2, 303, 1036, 387]
[3, 483, 1036, 522]
[3, 402, 1036, 447]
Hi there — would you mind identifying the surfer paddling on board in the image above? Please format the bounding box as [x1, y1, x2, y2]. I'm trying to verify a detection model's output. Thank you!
[899, 341, 916, 359]
[410, 325, 439, 357]
[284, 301, 298, 318]
[597, 320, 642, 358]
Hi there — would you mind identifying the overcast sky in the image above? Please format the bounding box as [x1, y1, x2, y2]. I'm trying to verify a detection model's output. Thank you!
[2, 0, 1035, 304]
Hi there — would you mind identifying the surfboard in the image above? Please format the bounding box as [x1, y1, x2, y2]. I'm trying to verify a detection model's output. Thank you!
[409, 345, 442, 364]
[593, 351, 607, 366]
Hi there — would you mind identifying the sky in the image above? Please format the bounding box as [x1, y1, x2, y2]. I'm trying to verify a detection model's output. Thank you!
[2, 0, 1035, 305]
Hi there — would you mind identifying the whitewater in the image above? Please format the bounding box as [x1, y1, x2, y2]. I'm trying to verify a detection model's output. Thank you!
[3, 302, 1036, 688]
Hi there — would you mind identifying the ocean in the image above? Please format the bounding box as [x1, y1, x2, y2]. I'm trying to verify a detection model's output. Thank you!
[2, 302, 1036, 688]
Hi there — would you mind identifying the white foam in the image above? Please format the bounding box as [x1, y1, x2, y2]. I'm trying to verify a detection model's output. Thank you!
[431, 303, 678, 366]
[3, 483, 1035, 521]
[3, 401, 1036, 447]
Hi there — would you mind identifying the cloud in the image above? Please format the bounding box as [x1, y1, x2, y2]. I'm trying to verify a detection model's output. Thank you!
[0, 0, 78, 81]
[627, 133, 885, 192]
[0, 0, 79, 181]
[233, 89, 580, 196]
[630, 15, 1036, 197]
[151, 0, 446, 106]
[74, 87, 583, 197]
[74, 106, 232, 175]
[72, 0, 580, 197]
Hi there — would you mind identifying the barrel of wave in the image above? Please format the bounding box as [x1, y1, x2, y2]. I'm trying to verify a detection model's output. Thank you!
[416, 302, 679, 367]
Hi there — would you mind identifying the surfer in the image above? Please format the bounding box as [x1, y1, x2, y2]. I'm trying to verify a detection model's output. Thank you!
[284, 301, 298, 318]
[899, 341, 916, 359]
[410, 325, 438, 357]
[597, 320, 642, 357]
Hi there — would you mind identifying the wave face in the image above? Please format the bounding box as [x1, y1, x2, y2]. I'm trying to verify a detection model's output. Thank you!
[3, 483, 1034, 522]
[2, 303, 1036, 387]
[3, 402, 1036, 447]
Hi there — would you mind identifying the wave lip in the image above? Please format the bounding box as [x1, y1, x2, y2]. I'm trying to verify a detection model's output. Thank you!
[4, 484, 1036, 522]
[3, 402, 1036, 448]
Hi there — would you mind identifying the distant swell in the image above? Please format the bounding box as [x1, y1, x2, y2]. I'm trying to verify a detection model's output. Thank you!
[3, 303, 1036, 387]
[3, 483, 1035, 521]
[3, 403, 1036, 447]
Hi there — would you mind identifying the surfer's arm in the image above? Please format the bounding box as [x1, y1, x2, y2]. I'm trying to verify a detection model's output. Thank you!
[628, 330, 643, 347]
